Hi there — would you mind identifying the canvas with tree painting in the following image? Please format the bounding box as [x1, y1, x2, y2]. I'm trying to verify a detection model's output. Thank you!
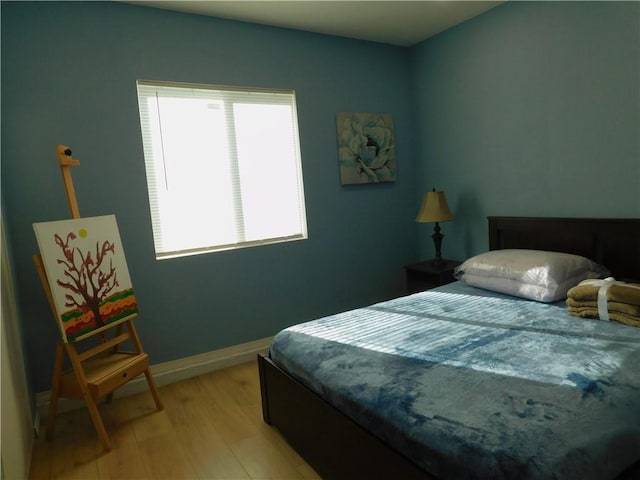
[33, 214, 138, 342]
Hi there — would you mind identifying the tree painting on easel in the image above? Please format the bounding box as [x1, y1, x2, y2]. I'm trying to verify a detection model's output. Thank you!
[33, 215, 138, 342]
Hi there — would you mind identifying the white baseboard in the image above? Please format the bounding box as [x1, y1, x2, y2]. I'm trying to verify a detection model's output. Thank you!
[35, 336, 272, 419]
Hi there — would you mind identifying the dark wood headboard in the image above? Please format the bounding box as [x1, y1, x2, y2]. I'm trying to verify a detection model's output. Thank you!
[488, 217, 640, 282]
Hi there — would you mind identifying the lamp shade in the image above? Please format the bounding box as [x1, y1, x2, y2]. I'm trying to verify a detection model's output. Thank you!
[415, 190, 454, 223]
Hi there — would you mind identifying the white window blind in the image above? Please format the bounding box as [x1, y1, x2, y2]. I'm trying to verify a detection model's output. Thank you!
[136, 80, 308, 259]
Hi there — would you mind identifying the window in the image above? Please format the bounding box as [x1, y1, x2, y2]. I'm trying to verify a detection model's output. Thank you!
[136, 81, 308, 259]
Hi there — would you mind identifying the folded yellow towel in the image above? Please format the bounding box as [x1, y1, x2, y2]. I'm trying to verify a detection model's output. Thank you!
[566, 280, 640, 306]
[567, 307, 640, 328]
[566, 298, 640, 317]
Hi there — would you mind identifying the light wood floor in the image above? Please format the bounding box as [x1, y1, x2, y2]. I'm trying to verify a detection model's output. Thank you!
[29, 359, 321, 479]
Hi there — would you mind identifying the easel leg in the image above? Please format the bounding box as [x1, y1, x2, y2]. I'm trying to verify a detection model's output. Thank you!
[144, 369, 164, 411]
[63, 343, 112, 452]
[128, 320, 163, 411]
[84, 396, 112, 452]
[46, 341, 65, 441]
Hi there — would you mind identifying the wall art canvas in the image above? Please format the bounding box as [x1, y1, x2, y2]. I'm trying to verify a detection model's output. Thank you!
[33, 214, 138, 342]
[336, 112, 397, 185]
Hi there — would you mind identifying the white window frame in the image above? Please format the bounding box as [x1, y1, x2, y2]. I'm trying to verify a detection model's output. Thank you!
[136, 80, 308, 260]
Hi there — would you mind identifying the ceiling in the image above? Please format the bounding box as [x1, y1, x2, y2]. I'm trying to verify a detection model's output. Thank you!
[122, 1, 504, 46]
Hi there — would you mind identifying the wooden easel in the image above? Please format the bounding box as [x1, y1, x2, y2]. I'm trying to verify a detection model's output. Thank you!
[33, 145, 163, 451]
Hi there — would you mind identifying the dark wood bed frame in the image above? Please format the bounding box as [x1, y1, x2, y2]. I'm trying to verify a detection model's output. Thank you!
[258, 217, 640, 479]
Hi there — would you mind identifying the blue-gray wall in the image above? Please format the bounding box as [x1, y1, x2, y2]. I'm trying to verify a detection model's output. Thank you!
[412, 1, 640, 261]
[2, 1, 639, 395]
[1, 1, 418, 392]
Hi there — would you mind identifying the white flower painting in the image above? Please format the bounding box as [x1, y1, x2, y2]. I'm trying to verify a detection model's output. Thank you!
[336, 112, 397, 184]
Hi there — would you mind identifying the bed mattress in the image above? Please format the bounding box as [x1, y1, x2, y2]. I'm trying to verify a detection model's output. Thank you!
[269, 282, 640, 480]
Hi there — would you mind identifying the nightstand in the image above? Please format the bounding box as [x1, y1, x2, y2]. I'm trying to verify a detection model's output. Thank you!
[404, 259, 461, 294]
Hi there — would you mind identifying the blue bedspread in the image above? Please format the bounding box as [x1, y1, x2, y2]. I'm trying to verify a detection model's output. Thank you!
[270, 282, 640, 480]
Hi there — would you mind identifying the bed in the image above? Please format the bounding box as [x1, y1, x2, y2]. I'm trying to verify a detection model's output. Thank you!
[258, 217, 640, 479]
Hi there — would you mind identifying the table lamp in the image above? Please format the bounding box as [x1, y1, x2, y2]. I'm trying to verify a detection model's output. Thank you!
[415, 188, 454, 266]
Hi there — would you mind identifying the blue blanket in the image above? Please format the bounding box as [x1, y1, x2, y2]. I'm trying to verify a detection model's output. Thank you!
[270, 282, 640, 479]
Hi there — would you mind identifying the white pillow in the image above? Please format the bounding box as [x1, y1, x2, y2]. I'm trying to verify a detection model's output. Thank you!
[454, 249, 610, 302]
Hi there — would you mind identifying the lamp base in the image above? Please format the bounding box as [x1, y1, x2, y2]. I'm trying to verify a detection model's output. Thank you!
[431, 222, 445, 266]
